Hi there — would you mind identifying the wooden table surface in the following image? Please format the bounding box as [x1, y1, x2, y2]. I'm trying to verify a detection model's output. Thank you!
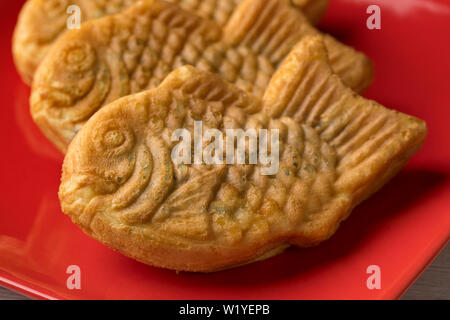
[1, 244, 448, 300]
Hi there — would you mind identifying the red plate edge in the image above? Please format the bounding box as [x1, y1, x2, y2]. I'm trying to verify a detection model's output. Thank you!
[1, 240, 448, 300]
[0, 0, 449, 300]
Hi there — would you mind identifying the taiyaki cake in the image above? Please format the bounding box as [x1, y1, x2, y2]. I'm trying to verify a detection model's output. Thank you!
[13, 0, 329, 84]
[31, 0, 373, 153]
[59, 36, 426, 272]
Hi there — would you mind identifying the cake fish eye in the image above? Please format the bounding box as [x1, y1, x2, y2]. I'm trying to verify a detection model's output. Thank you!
[59, 41, 96, 74]
[93, 120, 135, 157]
[104, 130, 126, 148]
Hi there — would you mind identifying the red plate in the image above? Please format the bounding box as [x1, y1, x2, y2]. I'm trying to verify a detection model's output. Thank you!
[1, 0, 449, 300]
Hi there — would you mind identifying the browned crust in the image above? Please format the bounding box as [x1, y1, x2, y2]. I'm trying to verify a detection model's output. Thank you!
[13, 0, 330, 84]
[59, 36, 426, 272]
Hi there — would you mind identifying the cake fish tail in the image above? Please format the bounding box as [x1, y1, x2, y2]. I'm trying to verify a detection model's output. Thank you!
[223, 0, 373, 92]
[263, 36, 427, 205]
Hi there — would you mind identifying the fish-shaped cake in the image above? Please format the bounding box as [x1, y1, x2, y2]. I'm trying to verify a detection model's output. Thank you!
[31, 0, 373, 153]
[13, 0, 329, 84]
[59, 36, 426, 272]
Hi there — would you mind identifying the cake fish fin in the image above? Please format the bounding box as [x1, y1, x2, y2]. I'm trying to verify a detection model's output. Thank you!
[153, 167, 226, 241]
[223, 0, 373, 92]
[159, 65, 262, 116]
[263, 36, 427, 205]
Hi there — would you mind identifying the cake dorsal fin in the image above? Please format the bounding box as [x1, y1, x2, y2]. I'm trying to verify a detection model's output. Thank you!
[262, 35, 332, 119]
[159, 65, 262, 115]
[263, 36, 427, 201]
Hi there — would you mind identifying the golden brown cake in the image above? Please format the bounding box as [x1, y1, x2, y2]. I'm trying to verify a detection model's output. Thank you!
[13, 0, 329, 84]
[59, 36, 426, 272]
[31, 0, 373, 153]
